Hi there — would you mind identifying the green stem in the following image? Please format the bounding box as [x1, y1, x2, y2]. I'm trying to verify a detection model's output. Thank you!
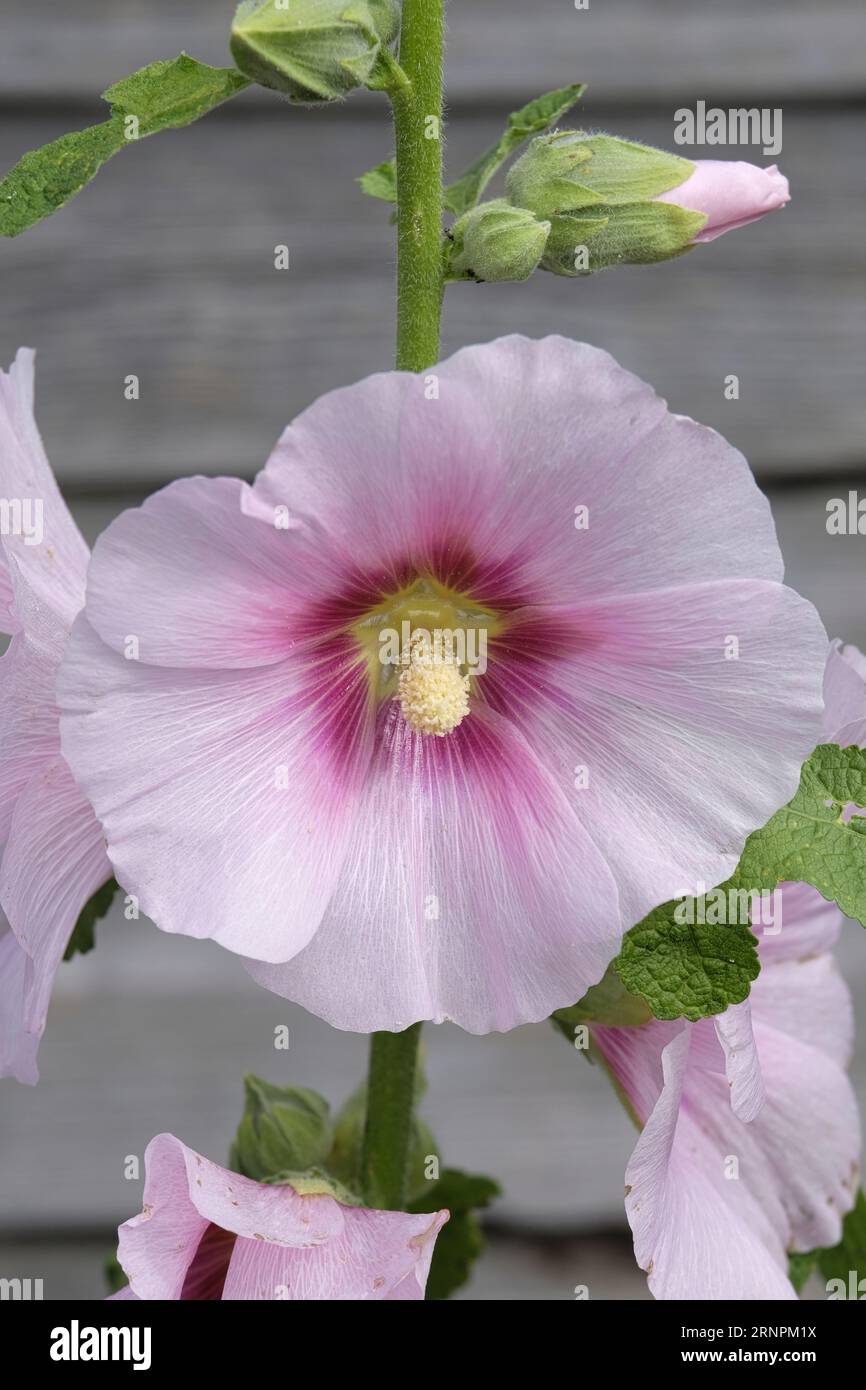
[360, 0, 445, 1211]
[360, 1024, 424, 1209]
[390, 0, 445, 372]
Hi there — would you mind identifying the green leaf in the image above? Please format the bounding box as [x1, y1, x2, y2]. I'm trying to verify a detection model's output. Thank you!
[816, 1189, 866, 1296]
[0, 120, 126, 239]
[788, 1250, 818, 1294]
[229, 1074, 334, 1182]
[103, 1252, 127, 1296]
[63, 878, 119, 961]
[444, 82, 586, 216]
[0, 55, 249, 237]
[357, 158, 397, 203]
[408, 1167, 500, 1300]
[615, 901, 760, 1024]
[730, 744, 866, 921]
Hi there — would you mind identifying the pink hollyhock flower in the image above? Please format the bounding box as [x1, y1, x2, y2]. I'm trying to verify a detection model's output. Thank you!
[591, 644, 865, 1299]
[593, 882, 860, 1299]
[58, 336, 827, 1033]
[0, 350, 111, 1084]
[109, 1133, 447, 1301]
[656, 161, 790, 243]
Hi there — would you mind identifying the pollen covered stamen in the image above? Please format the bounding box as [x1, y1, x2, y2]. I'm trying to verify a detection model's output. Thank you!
[397, 652, 471, 737]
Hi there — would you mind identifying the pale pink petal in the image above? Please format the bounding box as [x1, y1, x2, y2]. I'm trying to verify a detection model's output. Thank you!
[221, 1207, 447, 1301]
[248, 701, 621, 1033]
[117, 1133, 446, 1302]
[59, 617, 374, 963]
[657, 161, 790, 243]
[0, 926, 40, 1085]
[756, 881, 844, 964]
[597, 1024, 796, 1299]
[0, 755, 111, 1034]
[491, 580, 826, 927]
[713, 1001, 764, 1122]
[823, 638, 866, 745]
[0, 349, 89, 627]
[83, 477, 317, 669]
[259, 336, 785, 608]
[0, 631, 60, 841]
[750, 945, 854, 1071]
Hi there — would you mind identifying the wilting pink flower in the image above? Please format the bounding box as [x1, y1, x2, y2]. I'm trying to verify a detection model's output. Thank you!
[109, 1133, 447, 1301]
[593, 883, 860, 1299]
[656, 160, 790, 243]
[0, 350, 111, 1084]
[58, 336, 827, 1033]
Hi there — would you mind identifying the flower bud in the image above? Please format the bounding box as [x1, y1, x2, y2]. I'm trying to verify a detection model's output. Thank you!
[506, 131, 789, 275]
[229, 1074, 334, 1181]
[448, 198, 551, 283]
[230, 0, 401, 104]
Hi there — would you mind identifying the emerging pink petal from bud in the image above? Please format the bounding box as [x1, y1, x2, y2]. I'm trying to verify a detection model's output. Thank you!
[656, 159, 790, 243]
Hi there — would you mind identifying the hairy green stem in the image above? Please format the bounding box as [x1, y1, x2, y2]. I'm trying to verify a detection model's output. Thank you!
[390, 0, 445, 372]
[360, 1024, 424, 1209]
[360, 0, 445, 1211]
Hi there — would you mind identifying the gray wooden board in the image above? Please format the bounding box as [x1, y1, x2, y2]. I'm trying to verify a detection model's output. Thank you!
[0, 0, 863, 103]
[1, 893, 866, 1236]
[0, 107, 864, 484]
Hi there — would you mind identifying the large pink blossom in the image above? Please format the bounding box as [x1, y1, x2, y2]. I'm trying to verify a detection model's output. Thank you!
[58, 335, 827, 1033]
[0, 350, 111, 1084]
[109, 1133, 447, 1301]
[592, 643, 866, 1299]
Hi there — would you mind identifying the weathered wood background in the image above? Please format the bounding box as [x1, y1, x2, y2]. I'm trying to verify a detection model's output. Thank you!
[0, 0, 864, 1299]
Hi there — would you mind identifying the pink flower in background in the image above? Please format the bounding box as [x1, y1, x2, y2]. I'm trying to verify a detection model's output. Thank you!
[58, 335, 827, 1033]
[656, 161, 790, 243]
[0, 350, 111, 1084]
[593, 882, 860, 1299]
[591, 648, 865, 1299]
[110, 1133, 447, 1301]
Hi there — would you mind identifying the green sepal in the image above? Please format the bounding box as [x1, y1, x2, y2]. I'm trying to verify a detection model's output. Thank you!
[264, 1166, 361, 1206]
[506, 130, 695, 217]
[230, 0, 400, 104]
[63, 878, 119, 961]
[542, 201, 704, 275]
